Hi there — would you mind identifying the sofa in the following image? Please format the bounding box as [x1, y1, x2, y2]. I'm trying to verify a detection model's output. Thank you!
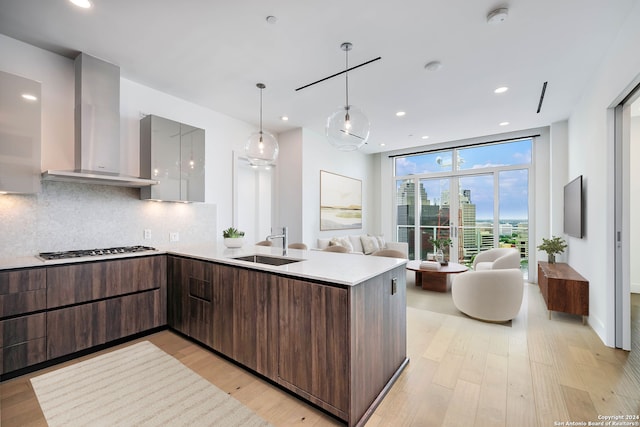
[316, 234, 409, 258]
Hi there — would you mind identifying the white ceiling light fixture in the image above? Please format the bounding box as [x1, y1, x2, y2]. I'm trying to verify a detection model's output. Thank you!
[245, 83, 279, 167]
[494, 86, 509, 94]
[325, 42, 370, 151]
[69, 0, 92, 9]
[421, 135, 429, 140]
[487, 8, 509, 24]
[21, 93, 38, 101]
[499, 121, 510, 126]
[396, 111, 406, 117]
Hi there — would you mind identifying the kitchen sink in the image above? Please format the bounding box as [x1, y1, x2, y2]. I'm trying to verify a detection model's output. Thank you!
[232, 255, 304, 266]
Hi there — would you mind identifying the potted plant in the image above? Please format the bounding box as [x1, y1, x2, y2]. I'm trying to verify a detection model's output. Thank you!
[222, 227, 245, 248]
[537, 235, 567, 263]
[430, 237, 452, 264]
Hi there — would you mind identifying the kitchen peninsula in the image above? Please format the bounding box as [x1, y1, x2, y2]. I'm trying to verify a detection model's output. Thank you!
[0, 245, 408, 427]
[167, 245, 408, 427]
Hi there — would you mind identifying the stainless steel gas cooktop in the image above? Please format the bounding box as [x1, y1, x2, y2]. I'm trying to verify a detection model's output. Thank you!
[38, 245, 157, 261]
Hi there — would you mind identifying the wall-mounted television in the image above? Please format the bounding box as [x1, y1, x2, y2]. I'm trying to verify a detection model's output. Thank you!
[563, 175, 583, 238]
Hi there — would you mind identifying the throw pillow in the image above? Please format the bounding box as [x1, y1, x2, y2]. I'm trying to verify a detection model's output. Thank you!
[371, 234, 386, 249]
[360, 235, 380, 254]
[348, 235, 365, 253]
[330, 236, 353, 252]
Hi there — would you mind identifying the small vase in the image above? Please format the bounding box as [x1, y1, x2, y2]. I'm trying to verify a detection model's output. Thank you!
[435, 249, 444, 263]
[224, 237, 244, 248]
[548, 253, 555, 264]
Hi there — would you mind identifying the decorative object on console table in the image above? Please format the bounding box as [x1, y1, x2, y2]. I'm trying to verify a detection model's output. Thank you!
[320, 170, 362, 230]
[222, 227, 245, 248]
[536, 235, 567, 264]
[538, 261, 588, 324]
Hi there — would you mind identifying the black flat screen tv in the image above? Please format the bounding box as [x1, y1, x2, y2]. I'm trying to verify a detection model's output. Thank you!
[563, 175, 583, 238]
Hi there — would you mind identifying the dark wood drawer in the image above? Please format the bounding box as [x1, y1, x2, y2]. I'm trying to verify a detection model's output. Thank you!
[0, 313, 47, 374]
[0, 268, 46, 318]
[47, 256, 166, 308]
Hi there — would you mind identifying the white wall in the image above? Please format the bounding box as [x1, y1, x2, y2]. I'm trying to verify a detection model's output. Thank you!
[565, 0, 640, 346]
[273, 128, 377, 249]
[0, 34, 261, 255]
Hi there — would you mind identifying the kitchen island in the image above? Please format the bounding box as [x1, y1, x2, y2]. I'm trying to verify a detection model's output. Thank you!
[0, 244, 408, 426]
[167, 244, 408, 427]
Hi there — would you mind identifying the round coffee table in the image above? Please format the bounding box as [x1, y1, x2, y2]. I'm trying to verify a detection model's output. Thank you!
[406, 260, 469, 292]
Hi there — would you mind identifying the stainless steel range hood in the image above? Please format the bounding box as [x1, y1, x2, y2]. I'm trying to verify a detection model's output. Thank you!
[42, 53, 157, 188]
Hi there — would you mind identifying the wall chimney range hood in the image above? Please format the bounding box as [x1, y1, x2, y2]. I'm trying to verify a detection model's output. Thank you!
[42, 53, 158, 187]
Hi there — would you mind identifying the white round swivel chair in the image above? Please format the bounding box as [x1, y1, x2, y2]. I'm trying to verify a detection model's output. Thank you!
[451, 269, 524, 322]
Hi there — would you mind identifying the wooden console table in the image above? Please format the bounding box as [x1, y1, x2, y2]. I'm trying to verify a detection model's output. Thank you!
[538, 262, 589, 324]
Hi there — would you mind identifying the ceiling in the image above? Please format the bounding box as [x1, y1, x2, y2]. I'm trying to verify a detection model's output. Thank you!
[0, 0, 636, 153]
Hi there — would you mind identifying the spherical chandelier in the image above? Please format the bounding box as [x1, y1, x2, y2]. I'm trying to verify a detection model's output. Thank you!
[245, 83, 279, 166]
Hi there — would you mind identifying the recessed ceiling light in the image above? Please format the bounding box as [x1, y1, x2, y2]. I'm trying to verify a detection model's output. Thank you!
[69, 0, 92, 9]
[424, 61, 442, 72]
[499, 121, 510, 126]
[380, 143, 386, 147]
[21, 93, 38, 101]
[280, 116, 289, 121]
[421, 135, 429, 140]
[494, 86, 509, 94]
[396, 111, 406, 117]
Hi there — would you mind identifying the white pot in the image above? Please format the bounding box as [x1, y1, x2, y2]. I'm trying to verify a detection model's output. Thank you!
[224, 237, 244, 248]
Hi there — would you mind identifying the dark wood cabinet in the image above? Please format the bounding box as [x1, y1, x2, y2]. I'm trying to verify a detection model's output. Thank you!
[46, 256, 166, 360]
[278, 277, 350, 416]
[538, 262, 589, 323]
[0, 313, 47, 374]
[47, 256, 165, 308]
[232, 269, 277, 377]
[167, 256, 214, 347]
[166, 258, 408, 427]
[47, 300, 106, 359]
[0, 267, 46, 318]
[0, 267, 47, 375]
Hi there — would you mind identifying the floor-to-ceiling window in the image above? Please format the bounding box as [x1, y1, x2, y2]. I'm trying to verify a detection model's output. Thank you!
[393, 138, 532, 277]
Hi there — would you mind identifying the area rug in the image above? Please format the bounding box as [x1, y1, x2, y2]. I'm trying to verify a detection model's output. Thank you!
[30, 341, 272, 427]
[406, 271, 512, 326]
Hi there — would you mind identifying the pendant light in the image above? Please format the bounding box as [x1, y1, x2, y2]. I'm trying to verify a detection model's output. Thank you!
[245, 83, 279, 166]
[325, 42, 370, 151]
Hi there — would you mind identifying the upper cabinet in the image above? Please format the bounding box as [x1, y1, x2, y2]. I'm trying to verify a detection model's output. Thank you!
[0, 70, 41, 194]
[140, 114, 205, 202]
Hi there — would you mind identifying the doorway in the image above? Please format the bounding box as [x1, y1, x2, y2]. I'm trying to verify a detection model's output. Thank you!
[614, 86, 640, 350]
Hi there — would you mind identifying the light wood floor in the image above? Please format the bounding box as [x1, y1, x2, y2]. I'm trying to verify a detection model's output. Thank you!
[1, 279, 639, 427]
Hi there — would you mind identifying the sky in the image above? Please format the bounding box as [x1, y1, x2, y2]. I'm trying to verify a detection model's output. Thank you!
[395, 139, 531, 220]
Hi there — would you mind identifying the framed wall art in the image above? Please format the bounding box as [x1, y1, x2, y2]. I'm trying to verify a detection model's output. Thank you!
[320, 170, 362, 230]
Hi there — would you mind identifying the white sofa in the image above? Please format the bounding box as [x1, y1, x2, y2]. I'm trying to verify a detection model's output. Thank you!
[316, 234, 409, 258]
[451, 269, 524, 322]
[473, 247, 520, 270]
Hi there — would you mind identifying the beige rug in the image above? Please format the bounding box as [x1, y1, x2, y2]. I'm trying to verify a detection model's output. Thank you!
[31, 341, 272, 427]
[406, 271, 512, 326]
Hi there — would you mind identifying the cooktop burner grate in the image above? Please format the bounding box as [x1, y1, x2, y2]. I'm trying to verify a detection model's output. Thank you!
[38, 245, 157, 261]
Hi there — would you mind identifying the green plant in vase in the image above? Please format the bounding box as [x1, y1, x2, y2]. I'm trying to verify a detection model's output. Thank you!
[430, 237, 452, 264]
[536, 236, 567, 264]
[222, 227, 245, 248]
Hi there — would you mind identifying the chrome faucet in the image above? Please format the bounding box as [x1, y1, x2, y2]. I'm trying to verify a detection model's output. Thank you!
[266, 227, 288, 255]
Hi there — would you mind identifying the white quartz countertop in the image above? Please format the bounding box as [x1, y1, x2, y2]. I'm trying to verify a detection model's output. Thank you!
[0, 244, 407, 286]
[167, 244, 407, 286]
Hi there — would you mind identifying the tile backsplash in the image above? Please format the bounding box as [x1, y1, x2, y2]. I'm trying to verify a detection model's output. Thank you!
[0, 181, 216, 258]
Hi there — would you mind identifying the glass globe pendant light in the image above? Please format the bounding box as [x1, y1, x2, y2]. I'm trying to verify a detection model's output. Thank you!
[325, 42, 370, 151]
[245, 83, 279, 166]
